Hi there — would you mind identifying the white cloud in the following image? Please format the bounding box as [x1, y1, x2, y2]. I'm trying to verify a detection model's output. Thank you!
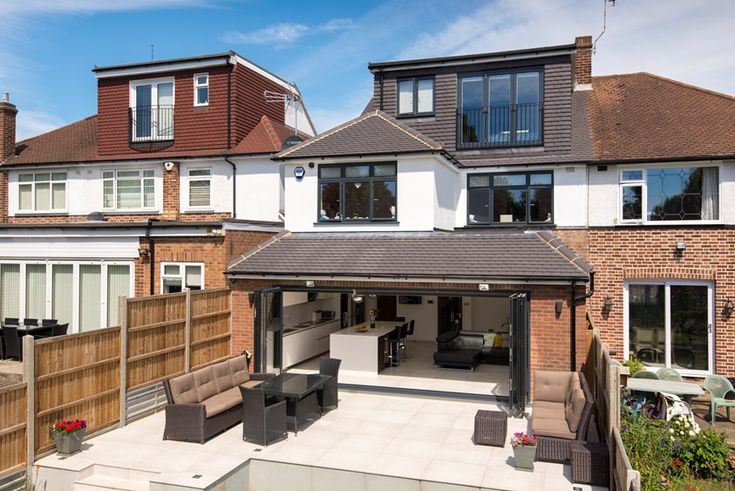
[221, 17, 354, 47]
[2, 0, 215, 15]
[307, 79, 373, 133]
[398, 0, 735, 95]
[16, 110, 68, 141]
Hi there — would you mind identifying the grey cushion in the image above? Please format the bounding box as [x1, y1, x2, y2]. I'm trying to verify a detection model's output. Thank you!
[460, 334, 484, 349]
[168, 373, 197, 405]
[534, 371, 571, 403]
[193, 366, 218, 402]
[531, 416, 576, 440]
[201, 387, 241, 417]
[565, 372, 581, 407]
[229, 356, 250, 386]
[212, 360, 234, 393]
[565, 387, 586, 433]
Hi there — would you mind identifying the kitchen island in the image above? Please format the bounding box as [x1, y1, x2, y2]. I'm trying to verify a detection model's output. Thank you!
[330, 322, 398, 372]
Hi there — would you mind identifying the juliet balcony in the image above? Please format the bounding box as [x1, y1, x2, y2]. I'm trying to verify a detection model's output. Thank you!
[129, 105, 175, 143]
[457, 103, 543, 149]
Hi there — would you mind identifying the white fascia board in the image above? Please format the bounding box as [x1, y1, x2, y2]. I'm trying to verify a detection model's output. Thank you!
[231, 54, 299, 95]
[223, 222, 283, 233]
[226, 274, 581, 286]
[371, 49, 574, 73]
[95, 59, 228, 79]
[0, 226, 220, 239]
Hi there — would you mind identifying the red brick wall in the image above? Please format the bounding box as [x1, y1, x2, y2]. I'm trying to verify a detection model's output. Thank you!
[231, 63, 286, 146]
[0, 100, 17, 163]
[573, 36, 593, 86]
[0, 170, 7, 222]
[586, 227, 735, 375]
[163, 161, 180, 220]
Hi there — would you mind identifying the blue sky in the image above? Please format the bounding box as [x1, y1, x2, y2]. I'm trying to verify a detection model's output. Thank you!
[2, 0, 734, 140]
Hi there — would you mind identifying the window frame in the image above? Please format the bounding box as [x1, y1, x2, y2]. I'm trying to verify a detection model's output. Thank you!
[102, 168, 157, 212]
[396, 76, 435, 117]
[457, 68, 544, 148]
[618, 164, 721, 225]
[193, 72, 209, 107]
[17, 171, 67, 214]
[160, 262, 205, 294]
[466, 170, 554, 226]
[623, 279, 714, 377]
[129, 77, 175, 142]
[186, 167, 213, 210]
[317, 162, 398, 223]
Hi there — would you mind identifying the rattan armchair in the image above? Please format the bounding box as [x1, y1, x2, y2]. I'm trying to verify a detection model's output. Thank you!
[317, 357, 341, 413]
[240, 386, 287, 446]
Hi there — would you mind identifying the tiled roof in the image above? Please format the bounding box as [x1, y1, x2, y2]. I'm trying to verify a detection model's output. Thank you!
[227, 230, 590, 281]
[9, 116, 98, 165]
[588, 72, 735, 162]
[233, 115, 305, 154]
[275, 110, 443, 160]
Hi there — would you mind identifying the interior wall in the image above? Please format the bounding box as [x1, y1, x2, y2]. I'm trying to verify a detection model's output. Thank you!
[282, 292, 341, 327]
[462, 296, 510, 332]
[396, 295, 438, 341]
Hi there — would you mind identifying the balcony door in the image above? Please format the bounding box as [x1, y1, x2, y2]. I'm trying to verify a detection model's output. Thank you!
[131, 80, 174, 141]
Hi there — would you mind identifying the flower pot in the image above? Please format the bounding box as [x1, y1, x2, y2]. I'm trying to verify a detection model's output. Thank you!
[53, 429, 85, 455]
[513, 444, 537, 471]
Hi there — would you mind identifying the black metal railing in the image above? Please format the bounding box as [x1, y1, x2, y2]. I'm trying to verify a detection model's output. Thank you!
[457, 103, 542, 148]
[129, 105, 175, 142]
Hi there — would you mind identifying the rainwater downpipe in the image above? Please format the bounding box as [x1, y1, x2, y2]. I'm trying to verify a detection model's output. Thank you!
[570, 270, 595, 371]
[145, 218, 159, 295]
[225, 157, 237, 219]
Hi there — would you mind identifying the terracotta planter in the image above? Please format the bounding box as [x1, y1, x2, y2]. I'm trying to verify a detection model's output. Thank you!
[513, 444, 537, 471]
[53, 429, 85, 455]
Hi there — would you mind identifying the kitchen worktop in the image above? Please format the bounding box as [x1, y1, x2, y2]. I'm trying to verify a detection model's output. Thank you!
[330, 322, 397, 338]
[283, 318, 339, 336]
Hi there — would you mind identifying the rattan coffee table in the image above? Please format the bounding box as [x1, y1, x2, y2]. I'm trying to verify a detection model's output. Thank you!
[472, 410, 507, 447]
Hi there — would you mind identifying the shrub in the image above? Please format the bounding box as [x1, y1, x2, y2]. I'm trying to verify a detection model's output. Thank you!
[623, 358, 645, 376]
[679, 427, 732, 481]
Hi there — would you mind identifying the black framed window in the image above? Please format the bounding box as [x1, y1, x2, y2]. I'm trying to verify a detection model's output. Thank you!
[397, 77, 434, 116]
[467, 171, 552, 225]
[458, 69, 543, 148]
[318, 163, 397, 222]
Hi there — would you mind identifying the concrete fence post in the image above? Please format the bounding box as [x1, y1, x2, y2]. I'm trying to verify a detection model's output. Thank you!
[22, 335, 35, 476]
[119, 296, 128, 428]
[185, 288, 192, 372]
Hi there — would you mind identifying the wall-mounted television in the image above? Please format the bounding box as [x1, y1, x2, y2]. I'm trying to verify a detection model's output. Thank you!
[398, 295, 422, 304]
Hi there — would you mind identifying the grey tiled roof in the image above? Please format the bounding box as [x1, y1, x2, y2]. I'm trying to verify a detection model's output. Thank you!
[227, 231, 590, 281]
[275, 110, 443, 160]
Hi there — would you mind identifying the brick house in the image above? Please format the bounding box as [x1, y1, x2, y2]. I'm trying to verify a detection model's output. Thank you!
[0, 52, 315, 332]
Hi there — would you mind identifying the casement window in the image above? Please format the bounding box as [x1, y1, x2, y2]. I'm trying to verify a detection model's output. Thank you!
[193, 73, 209, 106]
[161, 263, 204, 294]
[459, 70, 543, 147]
[397, 77, 434, 116]
[18, 172, 66, 212]
[318, 163, 397, 222]
[619, 166, 719, 223]
[625, 281, 713, 375]
[188, 168, 212, 208]
[103, 169, 156, 210]
[130, 78, 174, 141]
[467, 171, 552, 225]
[0, 261, 132, 333]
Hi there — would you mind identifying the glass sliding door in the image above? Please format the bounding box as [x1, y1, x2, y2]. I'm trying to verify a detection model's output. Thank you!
[107, 265, 131, 327]
[25, 264, 46, 320]
[0, 264, 20, 319]
[79, 265, 101, 331]
[626, 281, 713, 374]
[52, 264, 73, 326]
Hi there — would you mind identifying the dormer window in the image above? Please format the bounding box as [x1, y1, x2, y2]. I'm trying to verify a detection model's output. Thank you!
[397, 77, 434, 116]
[130, 78, 174, 142]
[194, 73, 209, 106]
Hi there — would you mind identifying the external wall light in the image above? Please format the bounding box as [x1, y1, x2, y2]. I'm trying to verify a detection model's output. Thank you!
[305, 280, 315, 288]
[603, 296, 613, 311]
[724, 299, 734, 318]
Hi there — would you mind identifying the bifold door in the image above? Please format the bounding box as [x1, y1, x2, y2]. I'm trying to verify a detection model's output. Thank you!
[508, 293, 530, 417]
[253, 288, 283, 373]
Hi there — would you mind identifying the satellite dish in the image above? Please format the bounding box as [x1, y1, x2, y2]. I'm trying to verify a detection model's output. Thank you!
[281, 134, 303, 151]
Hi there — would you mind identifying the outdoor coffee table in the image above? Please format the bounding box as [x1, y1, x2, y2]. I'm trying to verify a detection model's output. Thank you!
[626, 378, 704, 397]
[260, 373, 332, 434]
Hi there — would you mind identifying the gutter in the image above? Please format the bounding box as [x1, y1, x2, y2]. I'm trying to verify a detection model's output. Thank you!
[225, 157, 237, 219]
[570, 270, 595, 371]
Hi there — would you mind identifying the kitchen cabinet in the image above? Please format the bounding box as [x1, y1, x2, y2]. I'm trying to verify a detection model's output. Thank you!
[282, 319, 340, 369]
[283, 291, 309, 307]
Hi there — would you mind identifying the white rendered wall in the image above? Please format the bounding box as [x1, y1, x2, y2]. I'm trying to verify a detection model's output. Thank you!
[179, 160, 233, 215]
[588, 164, 618, 226]
[231, 156, 282, 222]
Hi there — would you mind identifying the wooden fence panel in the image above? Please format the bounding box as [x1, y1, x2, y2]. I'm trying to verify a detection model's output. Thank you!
[0, 382, 27, 475]
[34, 327, 121, 453]
[190, 288, 231, 369]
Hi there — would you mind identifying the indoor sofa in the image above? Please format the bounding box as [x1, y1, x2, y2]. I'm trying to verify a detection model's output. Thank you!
[162, 355, 273, 443]
[433, 330, 510, 369]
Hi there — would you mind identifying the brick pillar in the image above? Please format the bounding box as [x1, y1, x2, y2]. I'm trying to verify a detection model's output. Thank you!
[0, 171, 7, 223]
[162, 161, 180, 220]
[0, 92, 18, 163]
[573, 35, 593, 88]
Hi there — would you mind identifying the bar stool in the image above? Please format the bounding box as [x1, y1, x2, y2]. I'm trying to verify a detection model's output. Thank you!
[387, 326, 402, 367]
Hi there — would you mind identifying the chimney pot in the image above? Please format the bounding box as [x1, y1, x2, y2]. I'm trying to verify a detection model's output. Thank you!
[1, 92, 8, 103]
[573, 35, 593, 89]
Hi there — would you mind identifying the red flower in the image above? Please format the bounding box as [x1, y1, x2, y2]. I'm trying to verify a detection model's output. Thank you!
[672, 458, 683, 468]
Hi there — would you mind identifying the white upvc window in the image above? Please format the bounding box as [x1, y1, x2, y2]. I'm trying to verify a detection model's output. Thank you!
[161, 263, 204, 294]
[624, 280, 714, 377]
[103, 169, 156, 211]
[130, 78, 175, 141]
[18, 172, 67, 212]
[0, 260, 133, 333]
[619, 169, 645, 222]
[193, 73, 209, 106]
[187, 168, 212, 208]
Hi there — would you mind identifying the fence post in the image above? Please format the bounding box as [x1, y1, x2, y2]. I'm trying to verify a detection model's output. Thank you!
[23, 335, 35, 477]
[185, 288, 192, 373]
[119, 296, 128, 428]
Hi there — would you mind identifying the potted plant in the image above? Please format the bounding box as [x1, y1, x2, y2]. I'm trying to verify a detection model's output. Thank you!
[510, 432, 538, 471]
[51, 419, 86, 455]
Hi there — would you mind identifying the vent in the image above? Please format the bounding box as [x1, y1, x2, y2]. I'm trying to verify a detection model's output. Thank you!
[87, 211, 107, 222]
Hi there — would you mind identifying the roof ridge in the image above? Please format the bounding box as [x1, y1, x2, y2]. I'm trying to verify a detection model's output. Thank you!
[15, 114, 97, 146]
[259, 115, 283, 150]
[374, 111, 442, 150]
[534, 231, 592, 275]
[593, 72, 735, 102]
[227, 230, 292, 270]
[277, 111, 377, 159]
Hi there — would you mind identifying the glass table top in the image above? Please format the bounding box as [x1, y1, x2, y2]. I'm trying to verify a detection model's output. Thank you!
[260, 373, 332, 399]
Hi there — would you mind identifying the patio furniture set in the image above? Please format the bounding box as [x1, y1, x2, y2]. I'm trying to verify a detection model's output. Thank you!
[0, 317, 68, 360]
[163, 354, 342, 445]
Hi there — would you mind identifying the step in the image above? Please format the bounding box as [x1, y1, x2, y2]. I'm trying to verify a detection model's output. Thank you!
[73, 474, 149, 491]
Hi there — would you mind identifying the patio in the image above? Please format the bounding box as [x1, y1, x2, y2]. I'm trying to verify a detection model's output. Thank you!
[36, 390, 605, 491]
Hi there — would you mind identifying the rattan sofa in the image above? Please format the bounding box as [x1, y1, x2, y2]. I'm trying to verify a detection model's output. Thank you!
[162, 355, 273, 443]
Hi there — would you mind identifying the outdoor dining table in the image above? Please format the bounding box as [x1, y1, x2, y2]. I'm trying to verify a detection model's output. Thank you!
[626, 378, 704, 397]
[260, 372, 332, 434]
[1, 323, 55, 338]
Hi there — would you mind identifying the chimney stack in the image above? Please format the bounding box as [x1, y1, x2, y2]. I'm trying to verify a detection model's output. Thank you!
[0, 92, 18, 163]
[573, 36, 593, 90]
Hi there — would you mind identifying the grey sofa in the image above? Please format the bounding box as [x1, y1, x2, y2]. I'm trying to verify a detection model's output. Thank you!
[163, 355, 273, 443]
[433, 330, 509, 369]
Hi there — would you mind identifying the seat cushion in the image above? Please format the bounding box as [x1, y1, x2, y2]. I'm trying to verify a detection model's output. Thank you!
[534, 371, 571, 403]
[168, 373, 197, 405]
[532, 417, 576, 440]
[565, 372, 581, 407]
[241, 379, 264, 389]
[229, 356, 250, 386]
[193, 366, 218, 402]
[212, 360, 234, 393]
[201, 387, 242, 418]
[565, 386, 587, 433]
[433, 349, 479, 367]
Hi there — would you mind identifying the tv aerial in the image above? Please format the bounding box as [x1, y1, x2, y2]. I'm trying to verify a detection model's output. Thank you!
[263, 89, 301, 136]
